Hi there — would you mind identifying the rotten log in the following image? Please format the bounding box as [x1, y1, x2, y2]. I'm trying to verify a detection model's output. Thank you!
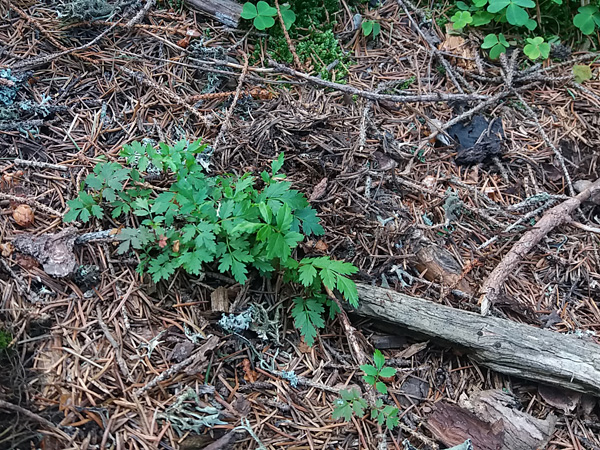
[185, 0, 243, 27]
[349, 283, 600, 396]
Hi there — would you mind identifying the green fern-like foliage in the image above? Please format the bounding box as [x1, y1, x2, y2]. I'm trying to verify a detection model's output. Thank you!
[64, 140, 359, 344]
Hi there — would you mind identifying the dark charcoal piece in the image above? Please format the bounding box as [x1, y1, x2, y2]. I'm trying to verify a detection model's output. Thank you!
[448, 115, 504, 165]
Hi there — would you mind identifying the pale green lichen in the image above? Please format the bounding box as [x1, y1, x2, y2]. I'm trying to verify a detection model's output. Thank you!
[157, 388, 226, 437]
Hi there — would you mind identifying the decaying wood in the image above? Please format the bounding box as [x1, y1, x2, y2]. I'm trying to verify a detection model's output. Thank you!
[460, 389, 557, 450]
[427, 402, 504, 450]
[185, 0, 243, 27]
[479, 177, 600, 315]
[351, 284, 600, 396]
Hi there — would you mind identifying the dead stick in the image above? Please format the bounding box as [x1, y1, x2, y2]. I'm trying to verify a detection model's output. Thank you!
[213, 53, 249, 152]
[0, 399, 56, 430]
[126, 0, 155, 28]
[96, 305, 132, 382]
[274, 0, 301, 68]
[11, 158, 69, 171]
[0, 192, 63, 217]
[479, 178, 600, 315]
[135, 335, 219, 396]
[121, 66, 208, 124]
[7, 23, 118, 70]
[269, 60, 488, 103]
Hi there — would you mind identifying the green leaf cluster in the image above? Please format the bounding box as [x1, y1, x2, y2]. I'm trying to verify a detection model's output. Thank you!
[523, 36, 550, 60]
[450, 0, 600, 62]
[332, 388, 368, 422]
[360, 349, 397, 394]
[573, 5, 600, 35]
[333, 388, 399, 430]
[247, 1, 350, 82]
[64, 140, 359, 346]
[241, 1, 296, 30]
[481, 33, 509, 59]
[361, 20, 381, 38]
[290, 256, 358, 345]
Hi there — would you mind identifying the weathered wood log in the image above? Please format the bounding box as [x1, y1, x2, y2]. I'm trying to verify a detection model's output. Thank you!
[350, 283, 600, 396]
[185, 0, 243, 27]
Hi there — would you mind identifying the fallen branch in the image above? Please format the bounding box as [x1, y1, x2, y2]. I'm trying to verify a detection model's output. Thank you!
[479, 178, 600, 315]
[10, 158, 69, 171]
[135, 335, 219, 396]
[126, 0, 155, 28]
[96, 305, 132, 382]
[0, 192, 63, 217]
[213, 53, 249, 153]
[350, 283, 600, 396]
[268, 60, 489, 104]
[185, 0, 243, 27]
[0, 399, 59, 431]
[6, 23, 118, 70]
[121, 66, 208, 124]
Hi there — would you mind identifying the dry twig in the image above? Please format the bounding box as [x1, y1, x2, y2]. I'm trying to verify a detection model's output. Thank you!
[479, 178, 600, 315]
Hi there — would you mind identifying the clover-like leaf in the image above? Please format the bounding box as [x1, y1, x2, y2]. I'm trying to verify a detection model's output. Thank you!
[241, 3, 258, 19]
[241, 1, 277, 30]
[471, 11, 494, 26]
[254, 14, 275, 30]
[280, 4, 296, 30]
[451, 11, 473, 29]
[481, 33, 499, 48]
[573, 5, 600, 35]
[256, 0, 277, 16]
[523, 36, 550, 60]
[505, 3, 530, 25]
[481, 33, 509, 59]
[487, 0, 510, 13]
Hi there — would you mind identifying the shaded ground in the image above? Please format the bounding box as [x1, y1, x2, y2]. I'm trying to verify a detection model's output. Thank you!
[1, 0, 600, 449]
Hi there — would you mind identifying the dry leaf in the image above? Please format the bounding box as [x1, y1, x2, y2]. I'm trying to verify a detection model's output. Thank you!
[242, 358, 258, 383]
[13, 204, 34, 227]
[15, 253, 40, 270]
[298, 339, 312, 354]
[172, 239, 180, 253]
[177, 36, 190, 48]
[309, 177, 328, 202]
[0, 242, 14, 257]
[439, 28, 476, 70]
[303, 239, 328, 254]
[538, 384, 581, 413]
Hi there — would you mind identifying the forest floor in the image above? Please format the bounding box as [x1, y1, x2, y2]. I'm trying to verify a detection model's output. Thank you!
[1, 0, 600, 449]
